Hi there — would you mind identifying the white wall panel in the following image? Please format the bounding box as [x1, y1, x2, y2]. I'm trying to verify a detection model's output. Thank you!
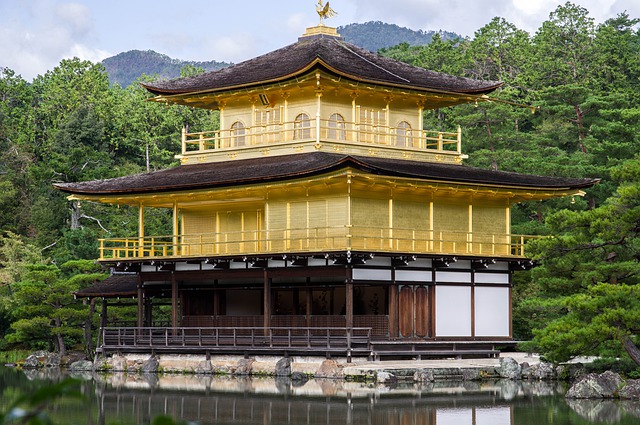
[436, 271, 471, 283]
[395, 269, 431, 282]
[474, 273, 510, 284]
[352, 268, 392, 281]
[435, 286, 471, 336]
[474, 286, 510, 337]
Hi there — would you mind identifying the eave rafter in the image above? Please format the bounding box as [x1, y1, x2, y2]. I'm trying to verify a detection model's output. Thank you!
[66, 168, 585, 207]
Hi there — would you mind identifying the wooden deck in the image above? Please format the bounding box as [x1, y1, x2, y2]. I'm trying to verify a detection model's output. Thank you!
[100, 327, 373, 360]
[98, 326, 513, 361]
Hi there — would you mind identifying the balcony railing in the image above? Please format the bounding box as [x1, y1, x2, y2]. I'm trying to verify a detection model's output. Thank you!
[181, 119, 462, 156]
[98, 226, 535, 261]
[100, 326, 373, 358]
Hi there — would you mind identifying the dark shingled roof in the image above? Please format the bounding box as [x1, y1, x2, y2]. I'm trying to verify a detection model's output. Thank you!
[141, 34, 502, 96]
[55, 152, 599, 196]
[75, 274, 138, 298]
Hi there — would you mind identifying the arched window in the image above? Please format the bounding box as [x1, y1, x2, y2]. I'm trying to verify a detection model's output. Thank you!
[294, 113, 311, 140]
[327, 113, 346, 140]
[231, 121, 246, 147]
[396, 121, 412, 148]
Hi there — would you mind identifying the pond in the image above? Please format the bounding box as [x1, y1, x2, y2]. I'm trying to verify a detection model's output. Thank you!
[1, 366, 639, 425]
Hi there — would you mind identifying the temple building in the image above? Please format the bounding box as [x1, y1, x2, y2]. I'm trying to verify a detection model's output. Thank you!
[57, 22, 598, 359]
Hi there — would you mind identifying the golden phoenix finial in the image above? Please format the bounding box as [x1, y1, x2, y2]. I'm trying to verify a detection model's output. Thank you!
[316, 0, 338, 25]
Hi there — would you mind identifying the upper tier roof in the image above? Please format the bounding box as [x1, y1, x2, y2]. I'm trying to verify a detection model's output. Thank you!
[141, 29, 503, 97]
[54, 152, 599, 196]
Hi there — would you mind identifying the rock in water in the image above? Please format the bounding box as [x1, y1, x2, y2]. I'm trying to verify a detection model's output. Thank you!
[619, 379, 640, 399]
[141, 355, 159, 373]
[566, 371, 624, 399]
[69, 360, 94, 372]
[497, 357, 521, 380]
[275, 357, 292, 377]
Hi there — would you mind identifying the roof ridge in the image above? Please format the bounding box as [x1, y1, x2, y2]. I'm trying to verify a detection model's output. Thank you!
[330, 39, 410, 83]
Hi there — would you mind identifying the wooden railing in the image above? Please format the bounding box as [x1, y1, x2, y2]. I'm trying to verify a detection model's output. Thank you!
[100, 326, 372, 357]
[98, 227, 535, 261]
[181, 121, 461, 156]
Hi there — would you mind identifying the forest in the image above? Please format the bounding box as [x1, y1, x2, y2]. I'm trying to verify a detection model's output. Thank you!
[0, 2, 639, 364]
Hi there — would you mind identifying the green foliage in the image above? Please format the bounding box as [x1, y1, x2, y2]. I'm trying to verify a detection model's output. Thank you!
[521, 157, 640, 363]
[4, 260, 106, 354]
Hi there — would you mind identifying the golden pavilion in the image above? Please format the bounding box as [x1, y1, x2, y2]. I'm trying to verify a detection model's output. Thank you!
[57, 20, 598, 360]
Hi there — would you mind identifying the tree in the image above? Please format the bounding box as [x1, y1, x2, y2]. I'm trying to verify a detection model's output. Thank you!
[5, 260, 106, 356]
[467, 17, 532, 84]
[0, 68, 36, 235]
[530, 2, 596, 88]
[522, 157, 640, 364]
[0, 233, 46, 347]
[591, 13, 640, 94]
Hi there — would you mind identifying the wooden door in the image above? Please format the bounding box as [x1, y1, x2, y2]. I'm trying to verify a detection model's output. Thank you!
[398, 285, 430, 338]
[415, 286, 429, 337]
[399, 286, 413, 337]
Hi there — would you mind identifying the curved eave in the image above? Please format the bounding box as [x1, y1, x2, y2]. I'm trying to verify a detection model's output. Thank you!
[143, 58, 502, 97]
[142, 62, 502, 111]
[53, 154, 600, 205]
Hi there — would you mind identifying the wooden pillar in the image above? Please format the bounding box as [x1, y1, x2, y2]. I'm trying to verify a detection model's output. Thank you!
[100, 298, 108, 330]
[306, 278, 312, 328]
[137, 279, 144, 329]
[264, 270, 271, 334]
[345, 268, 353, 332]
[389, 284, 399, 338]
[171, 272, 178, 330]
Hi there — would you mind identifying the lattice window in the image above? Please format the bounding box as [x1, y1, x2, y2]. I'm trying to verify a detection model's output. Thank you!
[231, 121, 246, 147]
[254, 108, 281, 126]
[327, 113, 346, 140]
[294, 113, 311, 140]
[395, 121, 412, 148]
[357, 107, 386, 143]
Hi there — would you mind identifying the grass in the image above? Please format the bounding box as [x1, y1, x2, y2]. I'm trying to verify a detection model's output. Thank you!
[0, 349, 30, 365]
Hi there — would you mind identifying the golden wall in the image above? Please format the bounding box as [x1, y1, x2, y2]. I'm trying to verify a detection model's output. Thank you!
[178, 179, 510, 257]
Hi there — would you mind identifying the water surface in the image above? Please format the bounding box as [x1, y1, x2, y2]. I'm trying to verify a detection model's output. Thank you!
[1, 366, 639, 424]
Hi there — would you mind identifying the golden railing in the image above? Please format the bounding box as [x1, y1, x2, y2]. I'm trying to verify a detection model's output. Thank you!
[181, 120, 461, 155]
[98, 227, 534, 261]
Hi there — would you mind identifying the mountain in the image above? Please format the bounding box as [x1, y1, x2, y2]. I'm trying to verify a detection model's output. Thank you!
[101, 50, 232, 88]
[337, 21, 461, 53]
[102, 23, 461, 87]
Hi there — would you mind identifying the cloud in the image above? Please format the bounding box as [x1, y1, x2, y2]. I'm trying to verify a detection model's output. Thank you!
[205, 33, 259, 64]
[55, 2, 91, 35]
[0, 1, 102, 80]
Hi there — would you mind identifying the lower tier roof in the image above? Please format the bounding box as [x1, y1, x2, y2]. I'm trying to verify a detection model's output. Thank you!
[54, 152, 599, 197]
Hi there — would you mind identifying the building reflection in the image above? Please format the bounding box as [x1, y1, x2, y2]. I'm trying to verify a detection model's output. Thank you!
[87, 374, 542, 425]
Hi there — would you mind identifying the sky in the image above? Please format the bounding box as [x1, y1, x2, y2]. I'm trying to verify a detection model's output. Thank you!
[1, 0, 639, 81]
